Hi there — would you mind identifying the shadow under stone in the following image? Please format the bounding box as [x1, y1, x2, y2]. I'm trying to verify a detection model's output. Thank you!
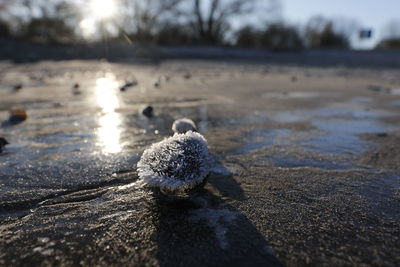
[207, 159, 246, 201]
[153, 187, 281, 267]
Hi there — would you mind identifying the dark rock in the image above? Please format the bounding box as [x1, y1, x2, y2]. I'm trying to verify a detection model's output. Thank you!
[142, 106, 153, 118]
[0, 137, 9, 152]
[120, 81, 138, 91]
[8, 109, 27, 124]
[367, 85, 391, 93]
[13, 84, 23, 91]
[376, 132, 388, 137]
[72, 84, 81, 95]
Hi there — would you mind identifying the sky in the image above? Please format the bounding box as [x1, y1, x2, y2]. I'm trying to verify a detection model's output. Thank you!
[281, 0, 400, 49]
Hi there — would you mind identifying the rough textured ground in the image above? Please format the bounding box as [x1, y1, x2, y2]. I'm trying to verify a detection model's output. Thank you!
[0, 60, 399, 266]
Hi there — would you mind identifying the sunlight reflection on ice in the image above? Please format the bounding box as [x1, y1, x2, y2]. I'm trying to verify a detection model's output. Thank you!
[117, 180, 146, 191]
[95, 73, 122, 153]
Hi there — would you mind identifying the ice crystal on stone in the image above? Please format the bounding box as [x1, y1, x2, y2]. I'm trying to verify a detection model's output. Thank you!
[137, 131, 210, 191]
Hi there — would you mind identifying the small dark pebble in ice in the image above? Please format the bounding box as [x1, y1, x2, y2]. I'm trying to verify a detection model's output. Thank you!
[142, 106, 154, 118]
[13, 84, 23, 91]
[72, 84, 81, 95]
[183, 73, 191, 79]
[376, 132, 388, 137]
[120, 81, 138, 91]
[0, 137, 9, 152]
[291, 76, 297, 82]
[367, 85, 391, 93]
[8, 109, 27, 124]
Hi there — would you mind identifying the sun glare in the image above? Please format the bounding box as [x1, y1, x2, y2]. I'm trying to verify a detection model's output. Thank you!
[94, 73, 122, 154]
[90, 0, 116, 19]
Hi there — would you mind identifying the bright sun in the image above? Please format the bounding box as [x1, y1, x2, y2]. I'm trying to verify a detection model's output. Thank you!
[90, 0, 116, 19]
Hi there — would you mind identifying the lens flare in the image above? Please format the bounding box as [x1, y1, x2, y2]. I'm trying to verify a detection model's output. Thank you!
[79, 18, 96, 38]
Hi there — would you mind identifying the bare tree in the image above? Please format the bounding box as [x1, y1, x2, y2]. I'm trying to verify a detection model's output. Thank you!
[304, 16, 350, 49]
[120, 0, 184, 42]
[0, 0, 80, 43]
[0, 0, 13, 37]
[189, 0, 261, 44]
[375, 19, 400, 50]
[382, 19, 400, 39]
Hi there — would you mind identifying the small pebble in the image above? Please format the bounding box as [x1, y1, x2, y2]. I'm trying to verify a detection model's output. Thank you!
[142, 105, 153, 118]
[183, 73, 191, 79]
[9, 109, 27, 123]
[72, 84, 81, 95]
[120, 81, 138, 91]
[367, 85, 391, 94]
[172, 118, 197, 134]
[376, 132, 388, 137]
[13, 84, 23, 91]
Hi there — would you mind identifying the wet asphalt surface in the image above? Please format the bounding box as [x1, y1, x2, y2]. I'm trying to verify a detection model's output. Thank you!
[0, 60, 400, 266]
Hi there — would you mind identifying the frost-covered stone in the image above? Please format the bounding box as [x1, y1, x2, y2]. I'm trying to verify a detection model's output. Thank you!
[137, 131, 210, 191]
[172, 118, 197, 134]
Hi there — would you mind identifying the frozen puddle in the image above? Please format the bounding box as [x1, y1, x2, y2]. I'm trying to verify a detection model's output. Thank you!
[302, 118, 390, 157]
[233, 101, 393, 169]
[312, 118, 388, 134]
[301, 133, 367, 156]
[266, 156, 356, 170]
[273, 107, 390, 123]
[234, 128, 291, 154]
[262, 91, 338, 99]
[272, 101, 393, 158]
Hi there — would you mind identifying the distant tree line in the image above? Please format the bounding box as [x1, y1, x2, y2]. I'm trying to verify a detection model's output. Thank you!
[0, 0, 399, 50]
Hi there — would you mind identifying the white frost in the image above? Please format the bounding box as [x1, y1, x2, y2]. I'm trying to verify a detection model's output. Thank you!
[172, 118, 197, 134]
[137, 131, 210, 191]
